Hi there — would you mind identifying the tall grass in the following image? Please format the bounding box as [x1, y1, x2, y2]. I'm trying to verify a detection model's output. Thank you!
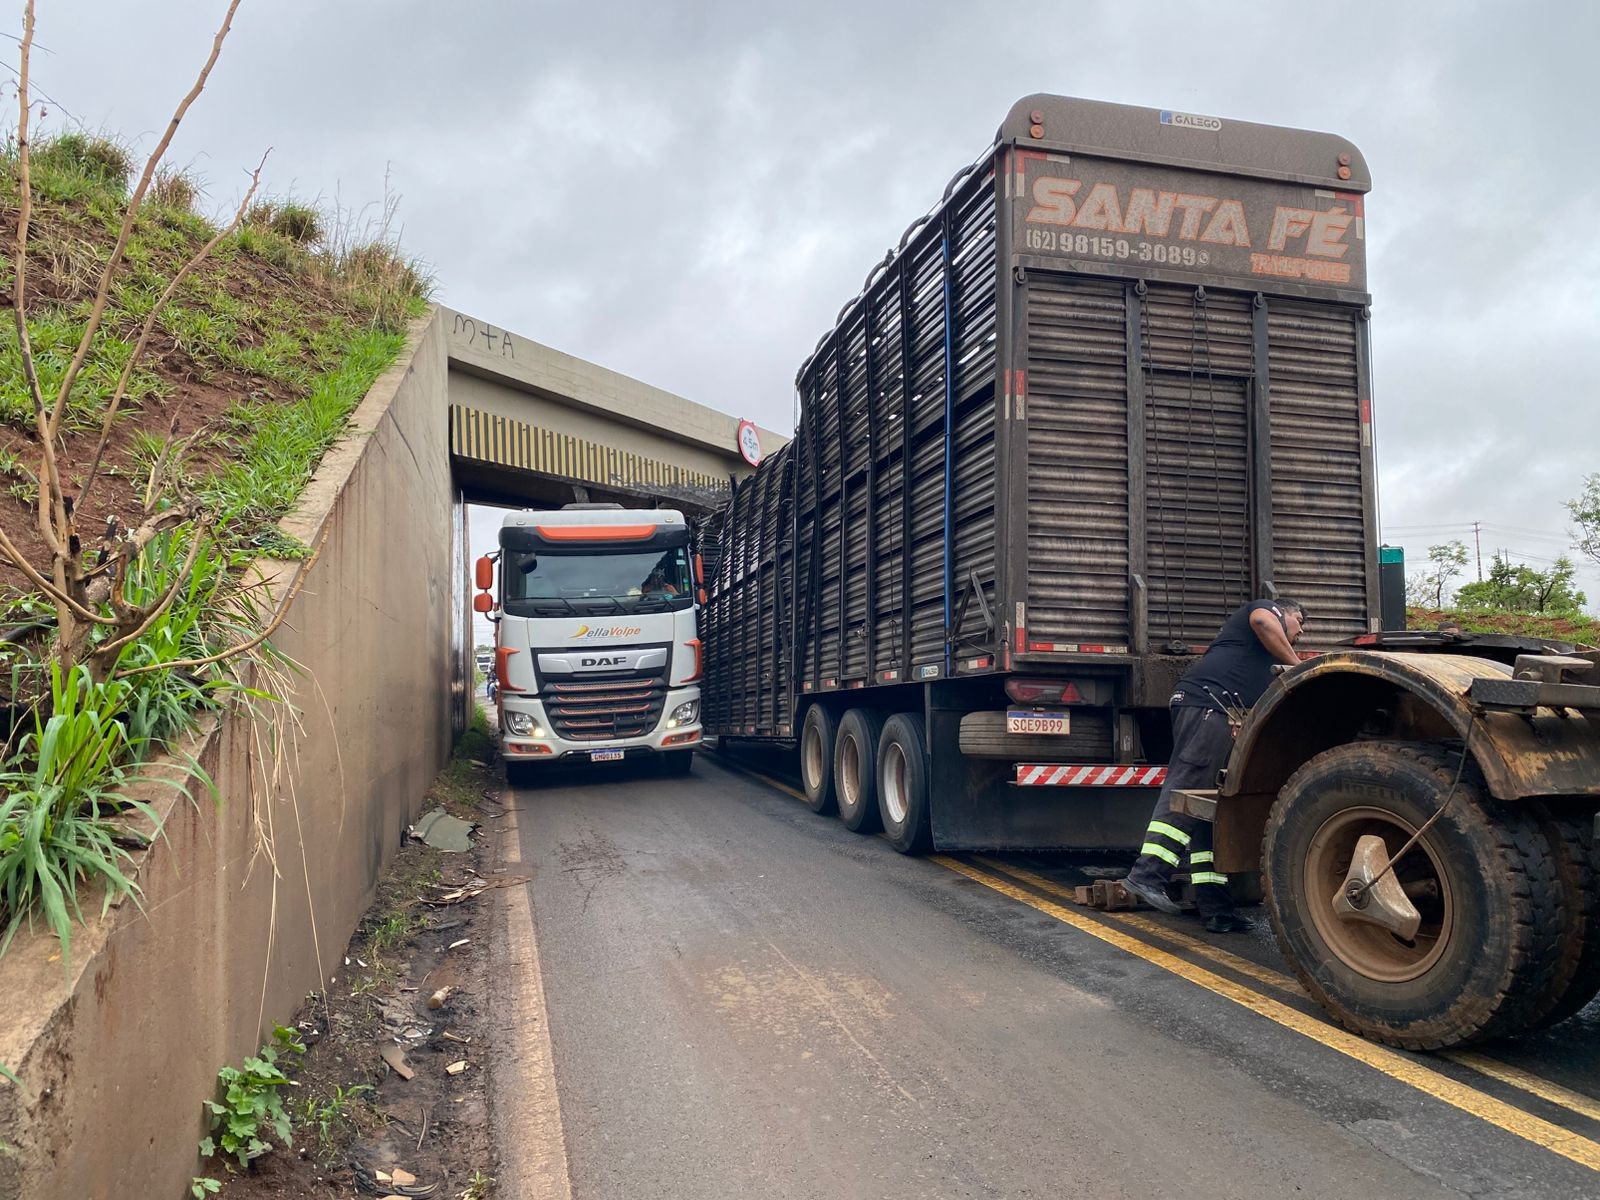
[0, 665, 200, 960]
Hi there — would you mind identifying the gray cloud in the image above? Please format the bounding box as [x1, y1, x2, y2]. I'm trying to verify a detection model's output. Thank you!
[27, 0, 1600, 608]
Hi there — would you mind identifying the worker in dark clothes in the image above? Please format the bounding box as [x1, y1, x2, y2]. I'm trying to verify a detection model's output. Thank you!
[1120, 599, 1307, 932]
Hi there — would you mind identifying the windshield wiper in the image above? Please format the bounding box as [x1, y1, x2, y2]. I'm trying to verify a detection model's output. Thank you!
[527, 596, 582, 617]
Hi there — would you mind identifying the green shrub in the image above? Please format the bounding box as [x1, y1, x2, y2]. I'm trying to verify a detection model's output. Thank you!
[200, 1025, 306, 1168]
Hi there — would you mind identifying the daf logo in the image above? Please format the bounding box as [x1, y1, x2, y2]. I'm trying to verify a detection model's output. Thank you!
[580, 655, 626, 668]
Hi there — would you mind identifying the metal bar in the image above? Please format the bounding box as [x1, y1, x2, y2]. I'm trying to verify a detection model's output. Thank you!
[1354, 305, 1382, 633]
[835, 333, 848, 682]
[992, 148, 1019, 670]
[941, 207, 957, 673]
[1125, 281, 1148, 653]
[864, 294, 879, 676]
[898, 243, 915, 678]
[1250, 294, 1276, 596]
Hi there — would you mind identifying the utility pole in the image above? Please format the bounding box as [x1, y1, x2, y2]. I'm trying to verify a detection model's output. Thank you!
[1473, 520, 1483, 582]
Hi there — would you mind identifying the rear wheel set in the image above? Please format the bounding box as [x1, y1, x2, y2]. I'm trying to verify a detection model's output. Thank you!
[1264, 741, 1595, 1048]
[816, 707, 933, 854]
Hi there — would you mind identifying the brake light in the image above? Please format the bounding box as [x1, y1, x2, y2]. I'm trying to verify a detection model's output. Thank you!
[1004, 678, 1084, 705]
[683, 638, 703, 683]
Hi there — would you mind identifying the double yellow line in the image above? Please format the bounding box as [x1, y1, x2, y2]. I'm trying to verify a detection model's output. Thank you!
[943, 854, 1600, 1174]
[711, 753, 1600, 1173]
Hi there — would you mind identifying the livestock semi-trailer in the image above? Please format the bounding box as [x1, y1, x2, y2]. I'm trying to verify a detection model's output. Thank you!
[707, 94, 1380, 851]
[705, 95, 1600, 1050]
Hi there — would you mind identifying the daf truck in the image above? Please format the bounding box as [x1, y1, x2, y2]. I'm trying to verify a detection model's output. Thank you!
[473, 505, 705, 781]
[704, 94, 1600, 1048]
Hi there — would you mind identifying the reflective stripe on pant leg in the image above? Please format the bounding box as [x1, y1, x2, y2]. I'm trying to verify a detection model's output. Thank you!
[1141, 842, 1181, 867]
[1191, 871, 1228, 885]
[1147, 820, 1191, 847]
[1190, 850, 1214, 865]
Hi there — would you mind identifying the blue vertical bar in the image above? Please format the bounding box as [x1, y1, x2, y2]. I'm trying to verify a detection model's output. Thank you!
[941, 222, 956, 674]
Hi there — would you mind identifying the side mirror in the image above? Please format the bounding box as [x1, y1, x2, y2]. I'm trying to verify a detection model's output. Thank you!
[473, 592, 494, 614]
[475, 555, 494, 590]
[693, 553, 704, 586]
[697, 588, 708, 606]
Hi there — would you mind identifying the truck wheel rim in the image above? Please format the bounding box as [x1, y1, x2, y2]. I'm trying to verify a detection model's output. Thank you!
[1303, 805, 1453, 983]
[802, 723, 823, 792]
[882, 742, 909, 826]
[840, 734, 861, 811]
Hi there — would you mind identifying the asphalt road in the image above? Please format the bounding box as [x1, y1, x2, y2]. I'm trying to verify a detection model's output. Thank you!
[491, 750, 1600, 1200]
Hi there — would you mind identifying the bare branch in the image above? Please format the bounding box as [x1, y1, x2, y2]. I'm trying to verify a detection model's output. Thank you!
[0, 523, 116, 625]
[8, 2, 65, 562]
[47, 0, 245, 438]
[78, 149, 271, 510]
[116, 523, 330, 680]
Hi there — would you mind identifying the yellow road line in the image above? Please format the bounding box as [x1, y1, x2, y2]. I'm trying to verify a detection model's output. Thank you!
[933, 854, 1600, 1173]
[975, 858, 1600, 1132]
[974, 858, 1305, 998]
[1445, 1052, 1600, 1126]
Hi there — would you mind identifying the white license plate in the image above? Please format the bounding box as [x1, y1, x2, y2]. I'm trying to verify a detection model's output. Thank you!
[590, 749, 624, 762]
[1007, 710, 1069, 735]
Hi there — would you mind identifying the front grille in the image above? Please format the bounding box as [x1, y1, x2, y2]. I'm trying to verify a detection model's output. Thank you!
[542, 669, 668, 741]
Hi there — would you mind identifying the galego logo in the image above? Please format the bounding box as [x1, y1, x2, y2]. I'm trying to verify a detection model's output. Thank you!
[570, 624, 643, 639]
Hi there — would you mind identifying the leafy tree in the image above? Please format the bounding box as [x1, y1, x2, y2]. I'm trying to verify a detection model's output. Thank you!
[1455, 553, 1587, 614]
[1407, 540, 1469, 608]
[1570, 474, 1600, 567]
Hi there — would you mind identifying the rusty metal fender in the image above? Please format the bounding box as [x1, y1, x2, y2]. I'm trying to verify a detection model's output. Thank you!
[1224, 650, 1600, 801]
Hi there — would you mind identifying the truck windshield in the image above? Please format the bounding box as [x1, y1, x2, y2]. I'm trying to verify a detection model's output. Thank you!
[502, 546, 694, 616]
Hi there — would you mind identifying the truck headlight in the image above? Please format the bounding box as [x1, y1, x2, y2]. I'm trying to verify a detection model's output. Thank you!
[665, 700, 700, 729]
[504, 712, 544, 737]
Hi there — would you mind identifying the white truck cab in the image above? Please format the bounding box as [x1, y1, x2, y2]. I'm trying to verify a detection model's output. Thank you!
[473, 505, 703, 782]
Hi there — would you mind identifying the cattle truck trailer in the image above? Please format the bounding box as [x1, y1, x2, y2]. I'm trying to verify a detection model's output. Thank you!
[705, 94, 1600, 1049]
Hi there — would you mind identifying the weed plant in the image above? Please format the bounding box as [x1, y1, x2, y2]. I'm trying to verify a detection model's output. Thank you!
[200, 1025, 306, 1169]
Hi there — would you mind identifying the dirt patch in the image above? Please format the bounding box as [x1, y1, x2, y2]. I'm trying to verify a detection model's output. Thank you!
[0, 196, 361, 606]
[207, 757, 503, 1200]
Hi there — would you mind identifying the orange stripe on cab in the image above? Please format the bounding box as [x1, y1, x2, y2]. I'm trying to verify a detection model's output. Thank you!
[534, 524, 657, 542]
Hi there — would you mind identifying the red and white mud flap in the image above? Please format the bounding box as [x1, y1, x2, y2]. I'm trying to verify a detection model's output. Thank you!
[1014, 764, 1167, 787]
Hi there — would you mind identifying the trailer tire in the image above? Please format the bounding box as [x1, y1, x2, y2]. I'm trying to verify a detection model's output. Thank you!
[1525, 804, 1600, 1030]
[878, 713, 932, 854]
[1263, 741, 1564, 1050]
[799, 705, 839, 814]
[661, 750, 695, 777]
[835, 709, 886, 833]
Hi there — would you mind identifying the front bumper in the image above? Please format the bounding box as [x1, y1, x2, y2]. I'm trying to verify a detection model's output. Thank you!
[499, 686, 702, 763]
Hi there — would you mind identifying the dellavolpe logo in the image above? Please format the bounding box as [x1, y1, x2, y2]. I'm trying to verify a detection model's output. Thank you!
[570, 624, 643, 639]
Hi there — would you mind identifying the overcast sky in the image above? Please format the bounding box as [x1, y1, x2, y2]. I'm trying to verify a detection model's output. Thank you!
[20, 1, 1600, 617]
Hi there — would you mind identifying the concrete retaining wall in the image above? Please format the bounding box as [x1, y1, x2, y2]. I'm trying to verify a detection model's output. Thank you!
[0, 311, 456, 1198]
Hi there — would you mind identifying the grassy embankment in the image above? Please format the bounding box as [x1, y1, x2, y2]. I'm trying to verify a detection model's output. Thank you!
[0, 132, 430, 957]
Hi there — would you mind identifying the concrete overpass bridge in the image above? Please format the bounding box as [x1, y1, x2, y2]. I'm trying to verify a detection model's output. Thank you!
[442, 306, 780, 514]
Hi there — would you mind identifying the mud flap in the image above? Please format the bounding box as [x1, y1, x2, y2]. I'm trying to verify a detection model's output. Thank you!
[926, 699, 1153, 851]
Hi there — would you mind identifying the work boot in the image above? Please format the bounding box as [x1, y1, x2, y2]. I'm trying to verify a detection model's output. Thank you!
[1202, 912, 1253, 934]
[1120, 872, 1181, 915]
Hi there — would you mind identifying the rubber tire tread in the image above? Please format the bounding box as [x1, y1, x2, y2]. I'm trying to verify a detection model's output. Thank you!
[800, 705, 839, 815]
[1526, 803, 1600, 1030]
[505, 761, 539, 789]
[661, 750, 694, 776]
[878, 713, 933, 855]
[835, 709, 886, 834]
[1264, 741, 1564, 1050]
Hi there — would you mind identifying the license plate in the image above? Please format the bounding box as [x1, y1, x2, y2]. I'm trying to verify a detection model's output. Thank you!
[590, 749, 624, 762]
[1007, 710, 1068, 735]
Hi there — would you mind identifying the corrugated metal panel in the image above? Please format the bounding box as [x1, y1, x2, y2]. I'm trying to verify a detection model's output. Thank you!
[1267, 301, 1369, 645]
[1025, 276, 1131, 644]
[1143, 287, 1253, 645]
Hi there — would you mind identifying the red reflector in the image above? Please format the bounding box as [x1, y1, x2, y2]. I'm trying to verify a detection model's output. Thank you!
[1352, 634, 1378, 646]
[1005, 678, 1085, 705]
